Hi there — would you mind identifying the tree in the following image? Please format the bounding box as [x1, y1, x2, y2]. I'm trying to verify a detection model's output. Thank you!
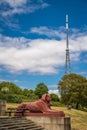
[27, 89, 38, 100]
[23, 89, 29, 96]
[58, 73, 87, 109]
[50, 93, 59, 102]
[35, 83, 48, 98]
[0, 81, 22, 95]
[0, 81, 23, 103]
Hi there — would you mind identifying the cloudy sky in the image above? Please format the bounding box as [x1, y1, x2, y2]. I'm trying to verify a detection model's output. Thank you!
[0, 0, 87, 95]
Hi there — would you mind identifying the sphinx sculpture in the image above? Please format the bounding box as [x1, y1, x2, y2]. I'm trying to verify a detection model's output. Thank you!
[15, 94, 65, 117]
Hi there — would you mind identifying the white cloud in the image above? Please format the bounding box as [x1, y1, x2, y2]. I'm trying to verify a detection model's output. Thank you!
[0, 0, 49, 16]
[4, 0, 27, 8]
[0, 35, 65, 74]
[0, 78, 19, 83]
[48, 84, 58, 89]
[30, 26, 66, 39]
[48, 89, 59, 95]
[48, 84, 60, 96]
[80, 71, 87, 75]
[30, 26, 87, 61]
[0, 27, 87, 75]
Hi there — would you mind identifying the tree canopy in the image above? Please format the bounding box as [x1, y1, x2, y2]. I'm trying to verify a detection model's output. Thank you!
[0, 81, 49, 103]
[0, 81, 23, 103]
[58, 73, 87, 109]
[35, 83, 48, 98]
[50, 93, 59, 102]
[0, 81, 22, 94]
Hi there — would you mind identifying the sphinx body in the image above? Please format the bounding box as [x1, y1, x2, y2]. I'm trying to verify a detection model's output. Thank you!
[15, 94, 65, 117]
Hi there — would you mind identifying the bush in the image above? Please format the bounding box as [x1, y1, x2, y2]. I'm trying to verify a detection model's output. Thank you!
[51, 101, 64, 107]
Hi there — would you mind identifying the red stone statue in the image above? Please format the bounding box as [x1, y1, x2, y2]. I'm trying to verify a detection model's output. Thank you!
[15, 94, 65, 117]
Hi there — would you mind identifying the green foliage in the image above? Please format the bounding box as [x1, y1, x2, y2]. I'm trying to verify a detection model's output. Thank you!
[35, 83, 48, 98]
[0, 81, 22, 95]
[58, 73, 87, 109]
[0, 92, 22, 103]
[23, 88, 30, 96]
[0, 81, 42, 103]
[51, 101, 64, 107]
[0, 81, 25, 103]
[7, 94, 22, 103]
[50, 93, 59, 102]
[50, 93, 62, 107]
[23, 89, 38, 100]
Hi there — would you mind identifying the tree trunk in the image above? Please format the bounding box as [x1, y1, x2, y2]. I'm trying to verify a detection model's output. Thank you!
[76, 103, 79, 109]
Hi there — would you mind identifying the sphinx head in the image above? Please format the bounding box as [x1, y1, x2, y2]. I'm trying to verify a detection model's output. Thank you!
[41, 94, 51, 102]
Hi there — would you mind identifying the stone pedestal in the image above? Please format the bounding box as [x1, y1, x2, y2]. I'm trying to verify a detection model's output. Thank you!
[0, 100, 6, 116]
[26, 116, 71, 130]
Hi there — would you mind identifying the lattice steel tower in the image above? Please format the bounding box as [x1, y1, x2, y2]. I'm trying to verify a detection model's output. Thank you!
[65, 15, 71, 74]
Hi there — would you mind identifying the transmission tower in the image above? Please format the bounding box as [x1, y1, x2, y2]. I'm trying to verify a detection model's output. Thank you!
[65, 15, 71, 74]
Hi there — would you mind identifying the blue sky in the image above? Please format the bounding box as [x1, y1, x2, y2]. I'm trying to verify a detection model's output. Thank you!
[0, 0, 87, 95]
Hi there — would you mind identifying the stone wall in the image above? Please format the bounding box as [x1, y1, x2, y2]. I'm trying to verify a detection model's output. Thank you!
[0, 100, 6, 116]
[26, 116, 71, 130]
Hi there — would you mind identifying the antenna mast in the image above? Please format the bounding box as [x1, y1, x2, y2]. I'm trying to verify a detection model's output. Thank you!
[65, 15, 71, 74]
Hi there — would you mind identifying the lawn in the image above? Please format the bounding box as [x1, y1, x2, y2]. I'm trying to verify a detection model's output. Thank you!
[53, 106, 87, 130]
[6, 103, 87, 130]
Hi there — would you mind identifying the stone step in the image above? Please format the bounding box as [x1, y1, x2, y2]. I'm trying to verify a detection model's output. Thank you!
[4, 124, 44, 129]
[0, 121, 35, 127]
[0, 117, 45, 130]
[0, 127, 44, 130]
[0, 117, 34, 124]
[0, 118, 32, 121]
[15, 127, 45, 130]
[0, 125, 44, 130]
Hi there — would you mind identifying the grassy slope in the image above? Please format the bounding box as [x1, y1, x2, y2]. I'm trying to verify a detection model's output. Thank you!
[6, 103, 18, 108]
[53, 106, 87, 130]
[6, 103, 87, 130]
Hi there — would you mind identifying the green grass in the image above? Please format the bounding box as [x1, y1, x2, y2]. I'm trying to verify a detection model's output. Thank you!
[6, 103, 18, 108]
[53, 106, 87, 130]
[6, 103, 87, 130]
